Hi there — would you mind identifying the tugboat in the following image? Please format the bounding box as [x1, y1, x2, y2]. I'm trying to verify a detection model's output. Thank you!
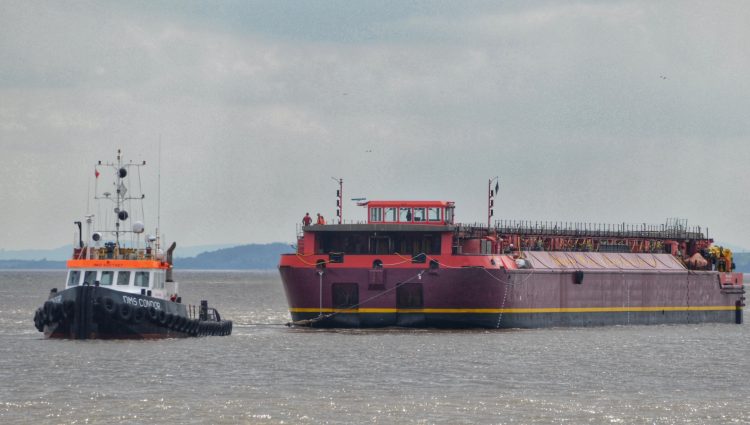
[32, 150, 232, 339]
[279, 181, 745, 328]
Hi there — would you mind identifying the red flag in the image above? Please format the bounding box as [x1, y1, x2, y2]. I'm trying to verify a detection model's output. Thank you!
[95, 168, 100, 178]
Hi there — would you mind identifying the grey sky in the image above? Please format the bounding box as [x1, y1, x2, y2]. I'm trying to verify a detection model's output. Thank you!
[1, 1, 748, 250]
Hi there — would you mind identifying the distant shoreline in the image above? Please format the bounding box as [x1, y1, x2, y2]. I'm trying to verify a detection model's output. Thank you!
[0, 243, 291, 271]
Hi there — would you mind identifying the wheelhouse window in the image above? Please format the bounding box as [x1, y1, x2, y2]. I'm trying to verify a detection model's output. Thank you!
[384, 207, 397, 222]
[413, 208, 426, 222]
[428, 207, 441, 222]
[100, 271, 114, 286]
[83, 271, 97, 285]
[154, 271, 165, 289]
[67, 270, 80, 287]
[399, 208, 412, 222]
[134, 271, 150, 288]
[370, 207, 383, 222]
[117, 271, 131, 286]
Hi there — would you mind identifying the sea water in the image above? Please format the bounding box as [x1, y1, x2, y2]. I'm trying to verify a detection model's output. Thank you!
[1, 270, 748, 424]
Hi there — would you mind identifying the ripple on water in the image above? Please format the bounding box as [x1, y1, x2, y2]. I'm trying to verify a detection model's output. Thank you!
[1, 271, 748, 424]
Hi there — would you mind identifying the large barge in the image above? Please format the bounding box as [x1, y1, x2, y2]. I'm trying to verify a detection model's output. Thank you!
[279, 196, 745, 328]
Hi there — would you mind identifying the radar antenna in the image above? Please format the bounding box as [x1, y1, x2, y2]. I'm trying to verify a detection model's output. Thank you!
[95, 149, 147, 249]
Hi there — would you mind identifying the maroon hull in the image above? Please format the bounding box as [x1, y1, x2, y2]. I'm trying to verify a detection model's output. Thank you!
[279, 263, 743, 328]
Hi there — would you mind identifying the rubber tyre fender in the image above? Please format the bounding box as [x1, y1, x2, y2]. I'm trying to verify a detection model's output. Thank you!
[181, 318, 193, 333]
[33, 309, 44, 331]
[157, 310, 169, 325]
[174, 316, 186, 332]
[147, 306, 159, 322]
[175, 314, 186, 328]
[43, 301, 54, 322]
[49, 302, 63, 322]
[103, 297, 116, 316]
[168, 315, 179, 329]
[39, 306, 48, 325]
[181, 319, 191, 334]
[182, 319, 192, 334]
[133, 307, 146, 324]
[176, 315, 187, 331]
[63, 300, 76, 319]
[46, 301, 62, 323]
[118, 303, 133, 322]
[165, 313, 176, 327]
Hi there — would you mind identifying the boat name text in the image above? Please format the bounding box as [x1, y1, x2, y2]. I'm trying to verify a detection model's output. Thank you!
[122, 295, 162, 310]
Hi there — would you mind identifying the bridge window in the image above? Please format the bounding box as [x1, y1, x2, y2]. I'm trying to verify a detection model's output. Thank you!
[154, 271, 165, 289]
[384, 207, 397, 222]
[370, 236, 392, 255]
[428, 207, 441, 222]
[83, 270, 97, 285]
[399, 208, 412, 222]
[370, 207, 382, 222]
[67, 270, 80, 286]
[134, 271, 150, 288]
[117, 271, 131, 285]
[100, 271, 114, 286]
[413, 208, 426, 222]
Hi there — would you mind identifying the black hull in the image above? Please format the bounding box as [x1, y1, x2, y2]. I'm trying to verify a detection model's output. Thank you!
[33, 285, 232, 339]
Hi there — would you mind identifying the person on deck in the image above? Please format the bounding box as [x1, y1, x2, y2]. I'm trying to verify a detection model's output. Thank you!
[302, 212, 312, 226]
[316, 213, 326, 225]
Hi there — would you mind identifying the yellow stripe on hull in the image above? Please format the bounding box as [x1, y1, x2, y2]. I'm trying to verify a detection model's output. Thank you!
[290, 306, 740, 314]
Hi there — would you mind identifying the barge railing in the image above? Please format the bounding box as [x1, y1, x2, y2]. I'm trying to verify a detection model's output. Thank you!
[493, 219, 708, 241]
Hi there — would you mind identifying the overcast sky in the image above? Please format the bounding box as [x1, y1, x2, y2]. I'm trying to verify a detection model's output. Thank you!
[1, 1, 748, 251]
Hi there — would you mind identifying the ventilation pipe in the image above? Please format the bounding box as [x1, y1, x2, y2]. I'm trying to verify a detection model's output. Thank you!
[166, 242, 177, 282]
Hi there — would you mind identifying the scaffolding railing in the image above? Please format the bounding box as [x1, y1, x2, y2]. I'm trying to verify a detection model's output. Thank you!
[492, 219, 708, 241]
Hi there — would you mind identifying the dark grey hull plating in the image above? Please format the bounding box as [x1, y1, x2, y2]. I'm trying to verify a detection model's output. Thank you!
[33, 285, 232, 339]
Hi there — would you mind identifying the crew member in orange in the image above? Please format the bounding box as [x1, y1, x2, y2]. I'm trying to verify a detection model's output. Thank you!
[316, 213, 326, 225]
[302, 212, 312, 226]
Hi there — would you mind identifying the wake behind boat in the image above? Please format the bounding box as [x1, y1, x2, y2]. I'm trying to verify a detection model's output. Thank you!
[32, 150, 232, 339]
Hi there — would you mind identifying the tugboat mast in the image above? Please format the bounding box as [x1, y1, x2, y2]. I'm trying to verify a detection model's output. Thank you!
[95, 149, 147, 251]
